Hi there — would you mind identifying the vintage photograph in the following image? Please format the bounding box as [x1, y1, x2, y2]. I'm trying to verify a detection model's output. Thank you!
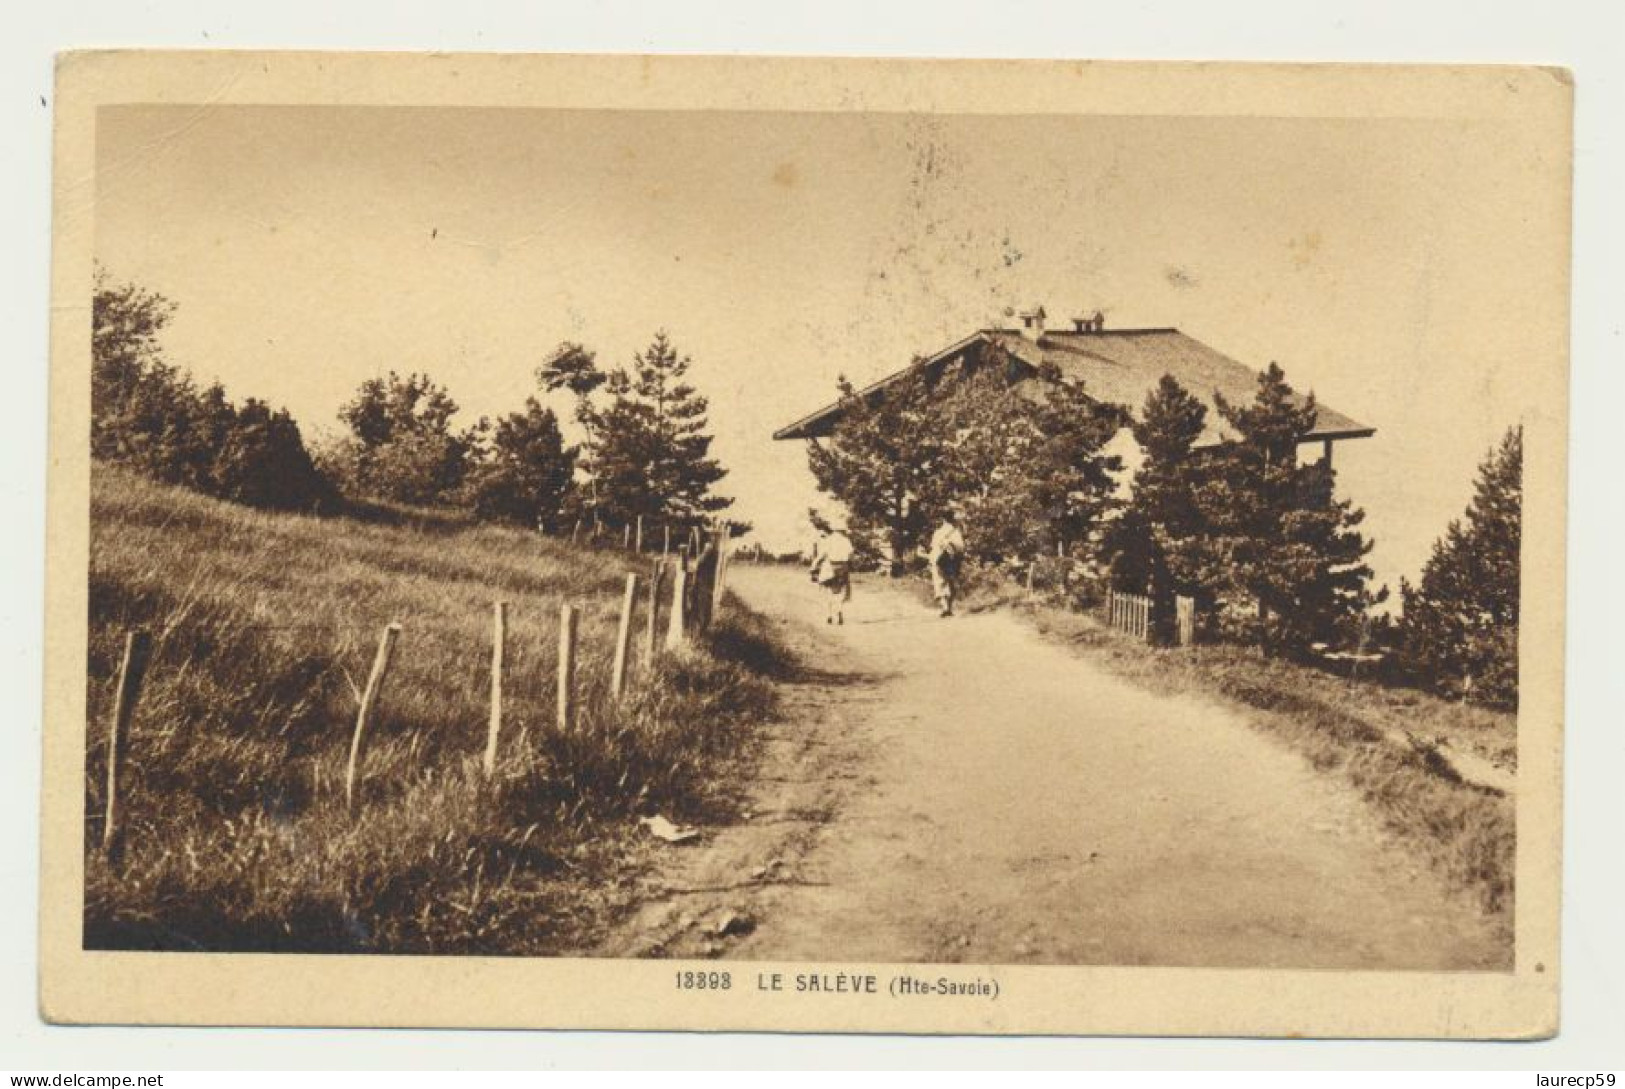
[42, 53, 1571, 1035]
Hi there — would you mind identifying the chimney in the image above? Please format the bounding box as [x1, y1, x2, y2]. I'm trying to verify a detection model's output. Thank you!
[1018, 305, 1047, 340]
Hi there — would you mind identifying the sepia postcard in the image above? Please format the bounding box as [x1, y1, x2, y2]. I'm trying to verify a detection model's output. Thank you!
[41, 51, 1571, 1037]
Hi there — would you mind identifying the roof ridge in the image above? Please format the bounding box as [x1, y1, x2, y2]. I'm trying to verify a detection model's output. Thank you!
[1042, 326, 1183, 336]
[773, 324, 1373, 443]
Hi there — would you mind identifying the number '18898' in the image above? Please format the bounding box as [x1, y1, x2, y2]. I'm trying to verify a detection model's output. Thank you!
[675, 970, 732, 991]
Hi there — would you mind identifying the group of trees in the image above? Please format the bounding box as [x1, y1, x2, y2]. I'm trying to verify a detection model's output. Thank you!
[807, 351, 1376, 656]
[806, 346, 1521, 705]
[806, 346, 1124, 572]
[92, 273, 333, 511]
[313, 333, 733, 533]
[1104, 364, 1377, 654]
[91, 271, 733, 535]
[316, 371, 580, 531]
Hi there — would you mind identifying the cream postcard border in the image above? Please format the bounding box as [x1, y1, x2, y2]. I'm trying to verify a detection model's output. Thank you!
[41, 51, 1571, 1037]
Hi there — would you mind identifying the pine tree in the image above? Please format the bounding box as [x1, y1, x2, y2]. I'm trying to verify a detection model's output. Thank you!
[1023, 370, 1125, 557]
[1101, 374, 1213, 638]
[1398, 426, 1521, 707]
[1205, 363, 1375, 656]
[587, 332, 732, 531]
[806, 366, 949, 572]
[536, 342, 606, 525]
[537, 342, 607, 407]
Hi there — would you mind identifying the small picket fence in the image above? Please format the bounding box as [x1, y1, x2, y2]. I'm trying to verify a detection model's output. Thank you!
[1104, 588, 1152, 642]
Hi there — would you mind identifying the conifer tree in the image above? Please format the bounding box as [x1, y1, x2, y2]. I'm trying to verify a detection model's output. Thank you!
[1101, 374, 1213, 638]
[805, 367, 949, 571]
[1398, 426, 1522, 707]
[536, 342, 607, 523]
[537, 342, 607, 409]
[587, 332, 732, 530]
[1205, 363, 1375, 656]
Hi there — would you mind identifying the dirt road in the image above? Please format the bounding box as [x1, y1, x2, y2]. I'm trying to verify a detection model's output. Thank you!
[601, 564, 1509, 970]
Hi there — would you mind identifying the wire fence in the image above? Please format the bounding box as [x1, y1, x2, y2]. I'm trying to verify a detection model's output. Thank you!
[90, 524, 740, 868]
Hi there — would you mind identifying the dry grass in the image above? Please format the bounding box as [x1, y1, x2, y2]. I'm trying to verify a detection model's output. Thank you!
[956, 574, 1516, 931]
[83, 466, 783, 954]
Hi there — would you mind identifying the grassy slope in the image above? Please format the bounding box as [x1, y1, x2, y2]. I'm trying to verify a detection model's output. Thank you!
[84, 466, 783, 955]
[956, 573, 1516, 931]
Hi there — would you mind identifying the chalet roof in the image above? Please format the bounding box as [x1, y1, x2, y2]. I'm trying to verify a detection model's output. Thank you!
[772, 326, 1374, 447]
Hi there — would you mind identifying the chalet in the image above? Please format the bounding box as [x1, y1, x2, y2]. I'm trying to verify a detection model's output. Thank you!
[773, 307, 1374, 471]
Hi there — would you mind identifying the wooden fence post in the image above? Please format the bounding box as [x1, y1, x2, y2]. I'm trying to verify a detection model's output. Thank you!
[623, 524, 632, 550]
[710, 527, 729, 618]
[482, 602, 507, 776]
[102, 629, 153, 861]
[662, 525, 670, 556]
[1026, 560, 1035, 597]
[635, 516, 644, 554]
[570, 520, 581, 546]
[666, 564, 688, 648]
[345, 623, 402, 812]
[557, 604, 578, 732]
[612, 573, 637, 698]
[645, 560, 664, 665]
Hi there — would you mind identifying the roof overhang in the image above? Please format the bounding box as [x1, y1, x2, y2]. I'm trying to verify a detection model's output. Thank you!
[771, 331, 992, 441]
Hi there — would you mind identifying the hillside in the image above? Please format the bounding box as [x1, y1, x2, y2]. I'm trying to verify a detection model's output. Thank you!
[83, 466, 784, 954]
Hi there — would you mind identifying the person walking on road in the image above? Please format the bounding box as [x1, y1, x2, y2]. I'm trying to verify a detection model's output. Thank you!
[927, 511, 966, 617]
[809, 521, 855, 625]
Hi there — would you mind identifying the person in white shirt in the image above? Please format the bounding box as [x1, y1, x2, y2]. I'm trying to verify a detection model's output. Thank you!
[927, 511, 967, 617]
[809, 521, 855, 625]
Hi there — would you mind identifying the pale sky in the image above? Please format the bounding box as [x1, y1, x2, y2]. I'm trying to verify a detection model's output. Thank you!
[95, 104, 1565, 592]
